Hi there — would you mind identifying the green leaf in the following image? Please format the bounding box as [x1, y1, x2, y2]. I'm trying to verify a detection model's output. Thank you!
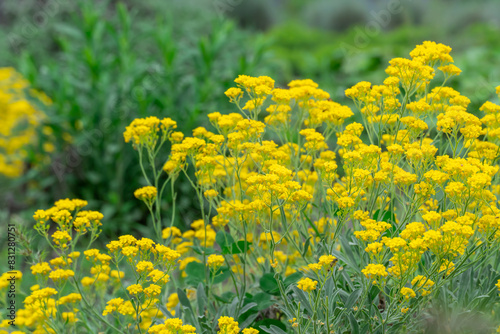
[228, 296, 239, 318]
[345, 288, 362, 310]
[239, 302, 258, 316]
[256, 319, 287, 333]
[239, 313, 259, 330]
[117, 3, 131, 32]
[260, 273, 280, 296]
[213, 291, 236, 304]
[216, 231, 234, 250]
[53, 23, 84, 40]
[348, 312, 360, 334]
[212, 267, 231, 284]
[197, 314, 212, 332]
[196, 283, 207, 315]
[265, 325, 288, 334]
[331, 249, 361, 275]
[341, 236, 360, 268]
[189, 246, 215, 256]
[303, 212, 321, 238]
[185, 262, 205, 286]
[302, 236, 311, 257]
[248, 292, 273, 311]
[368, 285, 380, 304]
[291, 286, 313, 315]
[222, 240, 251, 254]
[283, 272, 303, 287]
[374, 209, 395, 224]
[458, 268, 471, 306]
[156, 303, 175, 318]
[177, 288, 192, 310]
[177, 288, 198, 329]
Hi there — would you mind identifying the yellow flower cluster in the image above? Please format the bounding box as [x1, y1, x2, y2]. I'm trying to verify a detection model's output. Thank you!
[134, 185, 158, 202]
[400, 287, 416, 300]
[217, 316, 240, 334]
[148, 318, 197, 333]
[411, 275, 435, 296]
[102, 235, 180, 329]
[207, 254, 225, 269]
[10, 286, 67, 331]
[161, 219, 218, 253]
[18, 197, 194, 333]
[297, 277, 318, 292]
[361, 264, 388, 280]
[0, 67, 55, 177]
[33, 198, 102, 238]
[48, 269, 75, 282]
[0, 271, 22, 290]
[308, 255, 337, 274]
[124, 116, 177, 148]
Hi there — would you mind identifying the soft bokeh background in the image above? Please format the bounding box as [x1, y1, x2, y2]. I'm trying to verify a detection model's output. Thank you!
[1, 0, 500, 239]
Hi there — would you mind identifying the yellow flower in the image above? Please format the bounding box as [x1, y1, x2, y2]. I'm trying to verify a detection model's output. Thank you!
[217, 316, 240, 334]
[62, 311, 78, 323]
[24, 287, 58, 304]
[48, 269, 75, 282]
[400, 287, 416, 300]
[136, 261, 154, 273]
[297, 277, 318, 292]
[127, 284, 143, 295]
[0, 68, 53, 178]
[57, 293, 82, 305]
[147, 269, 170, 284]
[124, 116, 177, 148]
[134, 186, 157, 202]
[318, 255, 337, 267]
[204, 189, 219, 199]
[438, 64, 461, 76]
[51, 230, 72, 248]
[224, 87, 243, 102]
[336, 196, 355, 209]
[144, 284, 162, 297]
[361, 264, 388, 279]
[156, 244, 181, 261]
[412, 275, 434, 296]
[167, 293, 179, 312]
[162, 226, 182, 240]
[207, 254, 225, 270]
[121, 246, 139, 257]
[308, 263, 322, 271]
[365, 242, 383, 255]
[31, 262, 51, 276]
[242, 328, 259, 334]
[102, 298, 124, 316]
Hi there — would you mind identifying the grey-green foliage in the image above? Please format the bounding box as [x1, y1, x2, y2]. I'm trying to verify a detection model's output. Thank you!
[276, 233, 500, 334]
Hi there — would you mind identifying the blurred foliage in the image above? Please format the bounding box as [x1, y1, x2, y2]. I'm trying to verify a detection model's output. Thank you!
[228, 0, 500, 33]
[0, 0, 270, 236]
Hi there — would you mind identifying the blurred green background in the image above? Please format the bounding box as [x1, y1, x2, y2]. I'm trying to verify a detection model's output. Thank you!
[1, 0, 500, 238]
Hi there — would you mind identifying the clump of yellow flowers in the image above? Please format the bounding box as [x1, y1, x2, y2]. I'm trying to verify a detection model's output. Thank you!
[5, 41, 500, 333]
[1, 198, 186, 334]
[0, 67, 55, 177]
